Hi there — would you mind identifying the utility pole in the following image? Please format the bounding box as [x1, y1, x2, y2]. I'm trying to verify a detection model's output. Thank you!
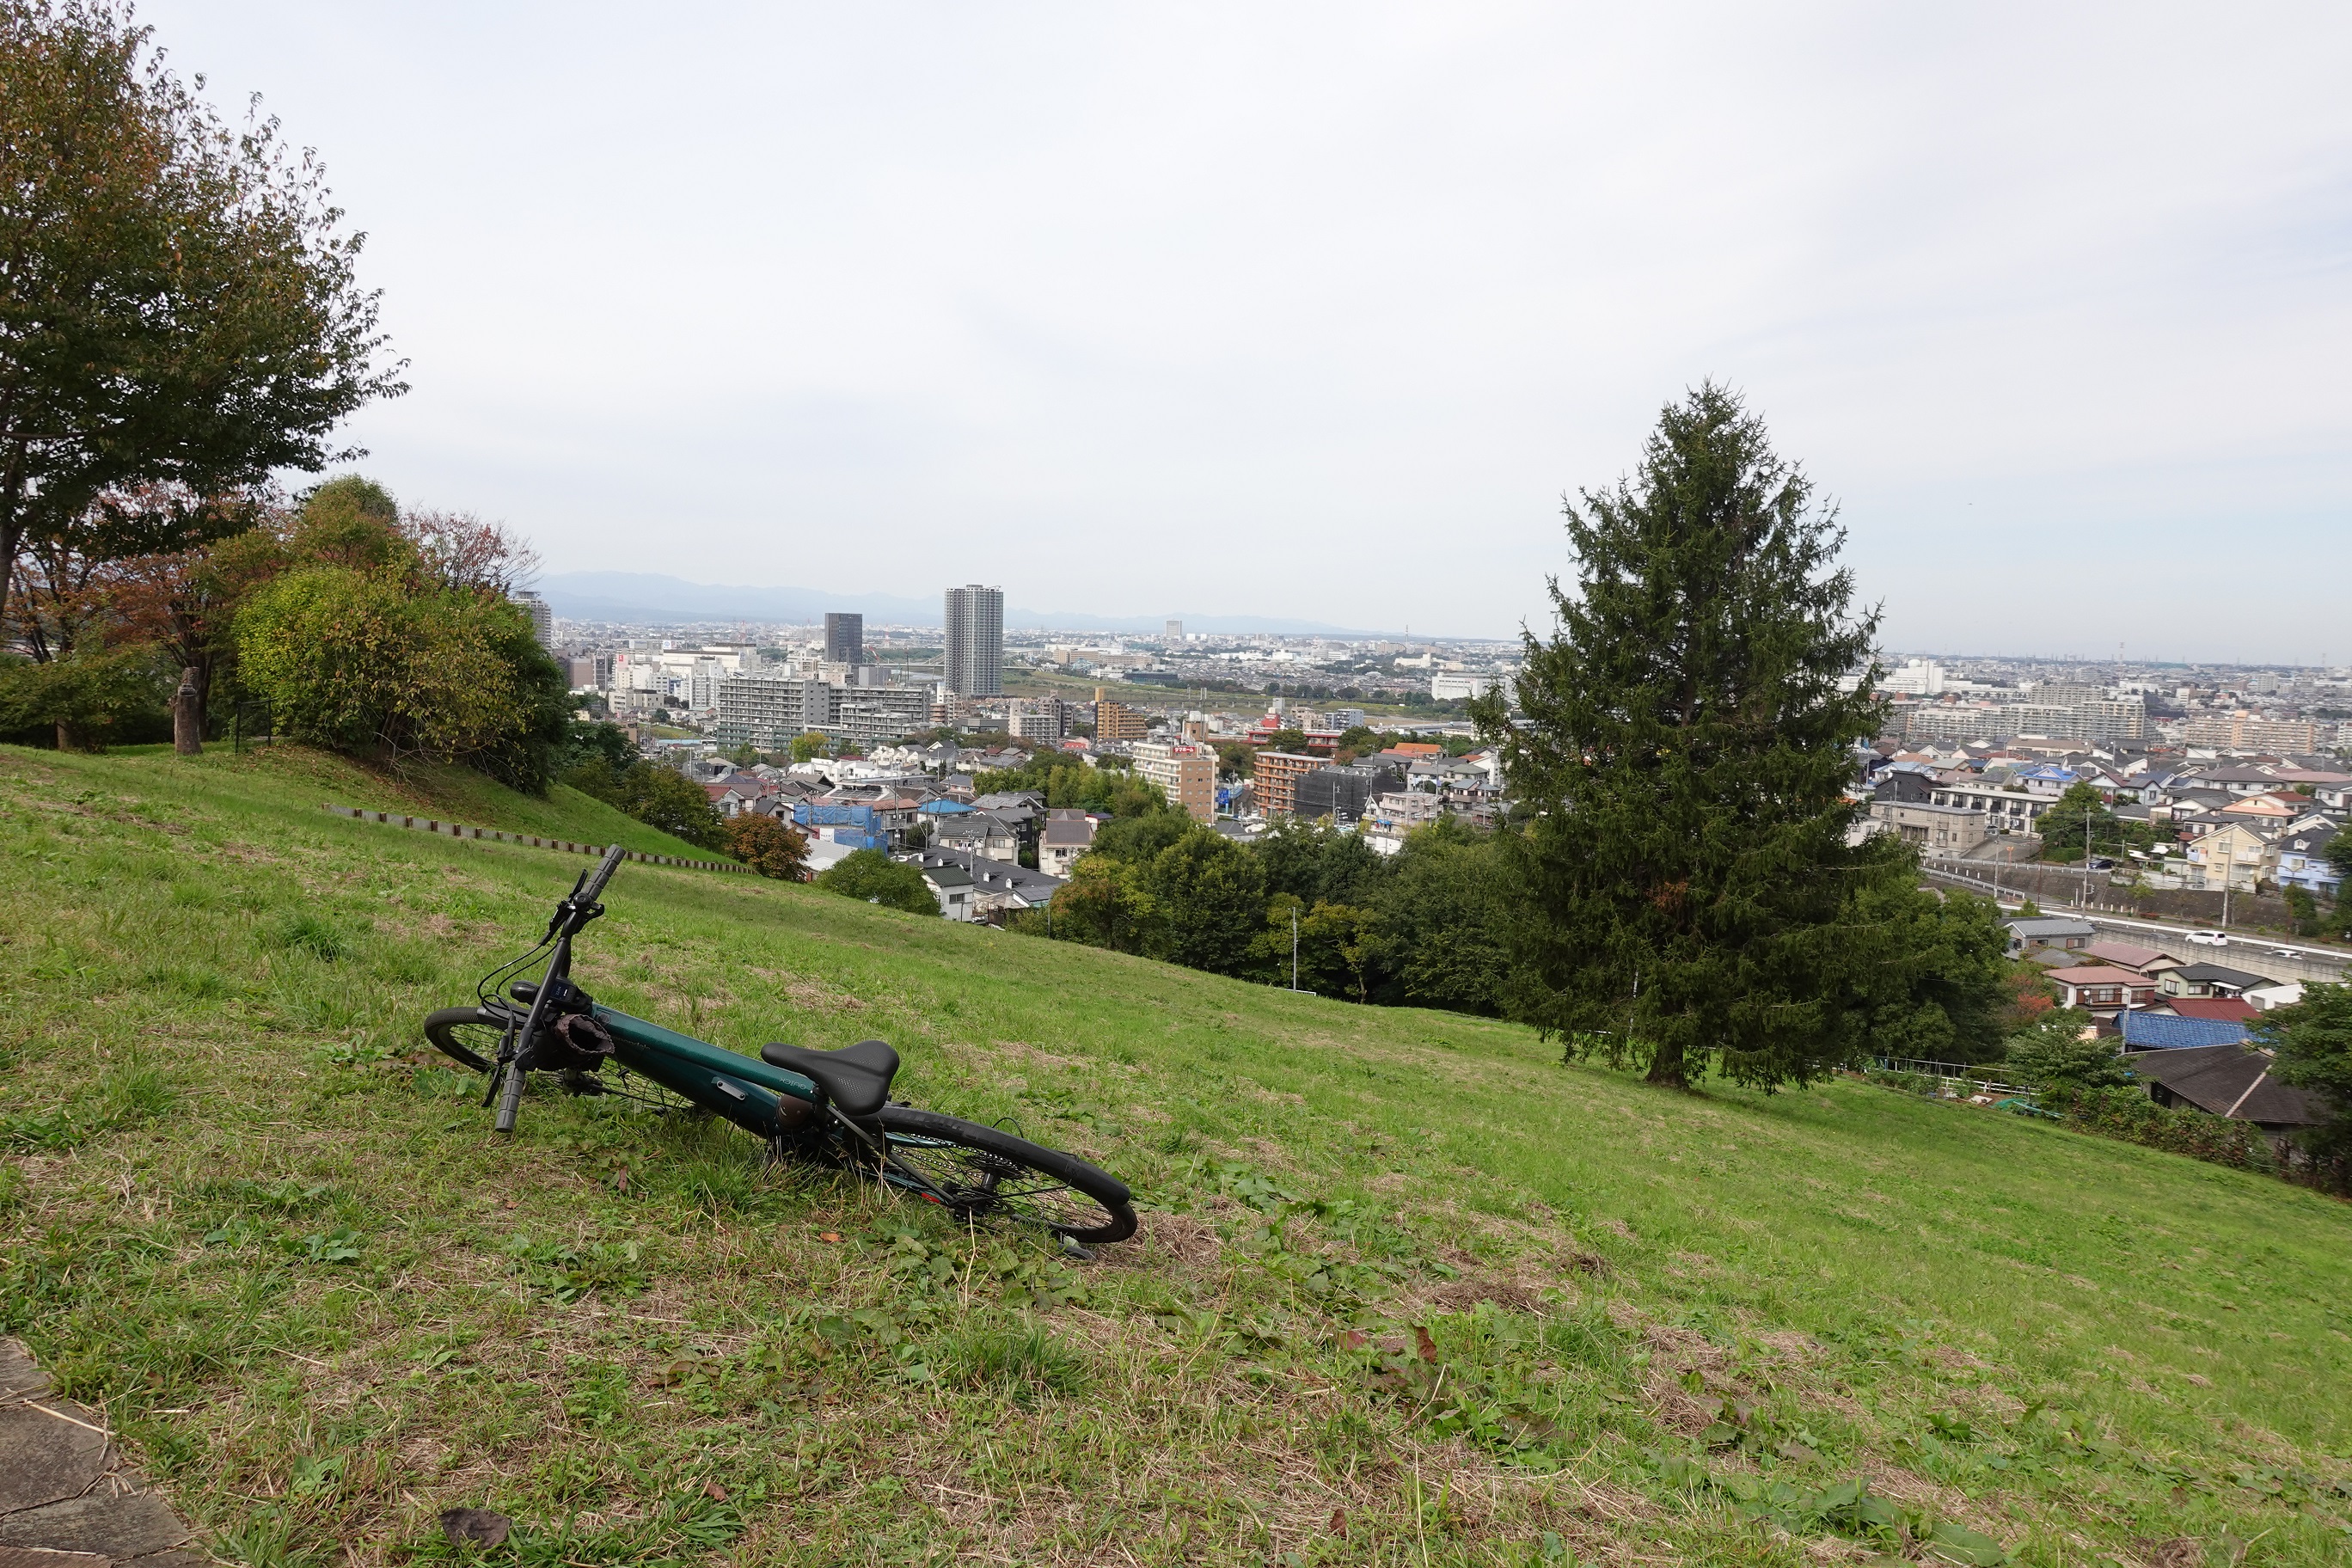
[2081, 805, 2094, 911]
[1291, 904, 1302, 993]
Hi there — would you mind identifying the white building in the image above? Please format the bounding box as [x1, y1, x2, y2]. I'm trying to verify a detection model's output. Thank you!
[1431, 672, 1511, 703]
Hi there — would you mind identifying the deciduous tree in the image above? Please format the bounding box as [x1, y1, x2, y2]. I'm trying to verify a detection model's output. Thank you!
[0, 2, 401, 630]
[815, 849, 938, 916]
[722, 812, 811, 881]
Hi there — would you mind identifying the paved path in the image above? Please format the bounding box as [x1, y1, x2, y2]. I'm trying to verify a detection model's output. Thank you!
[0, 1341, 196, 1568]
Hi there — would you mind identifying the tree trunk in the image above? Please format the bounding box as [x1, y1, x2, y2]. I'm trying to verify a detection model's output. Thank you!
[174, 665, 203, 755]
[1645, 1044, 1688, 1089]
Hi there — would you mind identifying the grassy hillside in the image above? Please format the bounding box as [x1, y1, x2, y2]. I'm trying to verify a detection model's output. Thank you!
[3, 742, 2348, 1568]
[98, 739, 722, 857]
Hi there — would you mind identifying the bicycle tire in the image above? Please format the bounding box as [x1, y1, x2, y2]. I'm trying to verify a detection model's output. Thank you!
[876, 1106, 1136, 1245]
[422, 1005, 512, 1074]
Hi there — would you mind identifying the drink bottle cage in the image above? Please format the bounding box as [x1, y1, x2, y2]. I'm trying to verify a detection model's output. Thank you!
[759, 1039, 901, 1118]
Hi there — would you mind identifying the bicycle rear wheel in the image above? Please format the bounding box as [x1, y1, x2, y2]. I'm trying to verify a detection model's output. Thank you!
[876, 1107, 1136, 1245]
[422, 1005, 513, 1074]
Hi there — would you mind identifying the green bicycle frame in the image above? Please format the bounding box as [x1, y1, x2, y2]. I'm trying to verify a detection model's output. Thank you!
[593, 1007, 821, 1140]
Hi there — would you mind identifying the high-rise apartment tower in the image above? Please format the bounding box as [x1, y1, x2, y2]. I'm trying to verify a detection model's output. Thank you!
[515, 591, 554, 652]
[944, 585, 1003, 696]
[824, 612, 864, 665]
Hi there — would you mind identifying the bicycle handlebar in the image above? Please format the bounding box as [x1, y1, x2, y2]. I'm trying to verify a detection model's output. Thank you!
[580, 842, 627, 904]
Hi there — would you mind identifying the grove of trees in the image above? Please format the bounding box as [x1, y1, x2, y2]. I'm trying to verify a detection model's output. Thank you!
[1, 0, 402, 741]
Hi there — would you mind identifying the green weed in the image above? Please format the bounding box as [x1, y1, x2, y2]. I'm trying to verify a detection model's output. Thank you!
[938, 1319, 1089, 1397]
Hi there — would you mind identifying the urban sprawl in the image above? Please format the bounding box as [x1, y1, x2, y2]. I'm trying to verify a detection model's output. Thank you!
[534, 588, 2350, 942]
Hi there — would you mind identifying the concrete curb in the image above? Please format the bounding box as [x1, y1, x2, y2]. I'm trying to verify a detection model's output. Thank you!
[0, 1341, 198, 1568]
[320, 804, 750, 873]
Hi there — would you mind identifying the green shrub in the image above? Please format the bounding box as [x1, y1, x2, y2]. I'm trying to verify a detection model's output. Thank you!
[815, 850, 938, 916]
[2042, 1085, 2275, 1173]
[2000, 1011, 2129, 1088]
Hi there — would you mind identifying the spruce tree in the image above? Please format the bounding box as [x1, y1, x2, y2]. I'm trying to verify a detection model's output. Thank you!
[1471, 384, 1902, 1090]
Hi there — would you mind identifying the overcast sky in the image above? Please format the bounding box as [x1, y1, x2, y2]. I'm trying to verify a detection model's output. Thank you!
[147, 3, 2350, 660]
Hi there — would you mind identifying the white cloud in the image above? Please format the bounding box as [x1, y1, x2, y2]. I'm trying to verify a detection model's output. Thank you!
[146, 2, 2352, 655]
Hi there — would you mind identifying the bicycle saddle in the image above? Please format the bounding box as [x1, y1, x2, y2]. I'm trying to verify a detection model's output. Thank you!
[759, 1039, 899, 1118]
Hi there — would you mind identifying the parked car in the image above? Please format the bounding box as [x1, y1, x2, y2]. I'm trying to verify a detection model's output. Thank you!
[2185, 929, 2229, 946]
[2088, 856, 2116, 870]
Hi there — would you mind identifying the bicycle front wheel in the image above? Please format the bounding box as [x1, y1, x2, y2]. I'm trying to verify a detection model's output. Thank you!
[876, 1107, 1136, 1245]
[421, 1005, 513, 1074]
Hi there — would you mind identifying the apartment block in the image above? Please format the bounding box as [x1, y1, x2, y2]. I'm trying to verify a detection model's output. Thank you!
[1093, 689, 1148, 742]
[1008, 697, 1068, 742]
[1252, 750, 1323, 817]
[945, 585, 1004, 696]
[1131, 739, 1214, 822]
[2180, 713, 2322, 752]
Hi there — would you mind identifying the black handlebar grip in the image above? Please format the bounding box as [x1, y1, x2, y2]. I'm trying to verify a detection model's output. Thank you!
[580, 842, 627, 903]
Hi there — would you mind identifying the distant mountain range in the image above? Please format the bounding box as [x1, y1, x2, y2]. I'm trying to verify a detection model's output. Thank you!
[533, 572, 1391, 637]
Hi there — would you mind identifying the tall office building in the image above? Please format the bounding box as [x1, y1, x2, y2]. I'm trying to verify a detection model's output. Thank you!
[514, 591, 554, 651]
[944, 585, 1003, 696]
[1165, 618, 1183, 641]
[824, 612, 864, 665]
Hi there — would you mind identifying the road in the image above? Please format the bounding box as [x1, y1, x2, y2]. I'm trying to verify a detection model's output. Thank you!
[1918, 861, 2349, 985]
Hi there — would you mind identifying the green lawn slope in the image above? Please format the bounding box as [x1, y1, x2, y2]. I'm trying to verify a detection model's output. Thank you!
[3, 743, 2347, 1567]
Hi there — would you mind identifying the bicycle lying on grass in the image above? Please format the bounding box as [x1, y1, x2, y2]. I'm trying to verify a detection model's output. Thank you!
[421, 844, 1136, 1245]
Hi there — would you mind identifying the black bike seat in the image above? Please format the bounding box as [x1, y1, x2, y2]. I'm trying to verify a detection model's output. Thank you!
[759, 1039, 899, 1118]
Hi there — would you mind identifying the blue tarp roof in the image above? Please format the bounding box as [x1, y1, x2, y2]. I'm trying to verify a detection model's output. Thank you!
[2121, 1011, 2251, 1050]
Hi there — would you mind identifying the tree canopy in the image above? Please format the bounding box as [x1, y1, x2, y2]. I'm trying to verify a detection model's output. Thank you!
[233, 481, 567, 790]
[0, 1, 401, 631]
[2261, 982, 2352, 1182]
[1470, 383, 1904, 1090]
[815, 849, 939, 916]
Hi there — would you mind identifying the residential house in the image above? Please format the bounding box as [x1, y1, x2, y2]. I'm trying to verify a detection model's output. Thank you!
[916, 861, 974, 921]
[2004, 916, 2095, 957]
[1363, 790, 1446, 854]
[971, 791, 1045, 855]
[2217, 793, 2303, 832]
[2245, 981, 2306, 1013]
[897, 846, 1063, 922]
[2276, 822, 2342, 897]
[2120, 1044, 2324, 1142]
[1868, 798, 1987, 855]
[2184, 822, 2275, 892]
[932, 811, 1022, 863]
[2155, 963, 2271, 1001]
[2146, 996, 2260, 1026]
[2079, 940, 2177, 973]
[1038, 810, 1098, 877]
[2044, 965, 2158, 1016]
[702, 776, 773, 818]
[2117, 1012, 2251, 1050]
[1927, 780, 2055, 836]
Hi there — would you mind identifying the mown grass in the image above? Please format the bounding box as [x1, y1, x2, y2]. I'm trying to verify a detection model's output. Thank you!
[2, 741, 2349, 1568]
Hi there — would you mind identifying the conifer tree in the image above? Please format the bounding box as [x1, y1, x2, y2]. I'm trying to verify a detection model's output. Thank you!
[1472, 384, 1904, 1090]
